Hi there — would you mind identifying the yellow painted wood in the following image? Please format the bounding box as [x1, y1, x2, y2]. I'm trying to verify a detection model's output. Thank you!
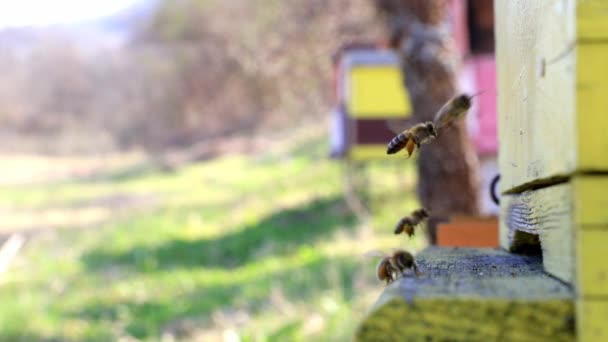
[577, 0, 608, 41]
[577, 43, 608, 170]
[348, 144, 392, 161]
[573, 177, 608, 226]
[577, 300, 608, 342]
[577, 229, 608, 297]
[348, 66, 412, 118]
[358, 298, 574, 342]
[498, 177, 608, 342]
[357, 247, 575, 342]
[496, 0, 577, 191]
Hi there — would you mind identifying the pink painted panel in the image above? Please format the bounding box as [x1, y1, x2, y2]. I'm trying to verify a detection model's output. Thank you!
[471, 54, 497, 156]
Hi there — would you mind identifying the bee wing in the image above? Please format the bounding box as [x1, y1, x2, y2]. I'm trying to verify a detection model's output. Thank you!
[385, 118, 415, 135]
[433, 102, 449, 126]
[363, 250, 388, 259]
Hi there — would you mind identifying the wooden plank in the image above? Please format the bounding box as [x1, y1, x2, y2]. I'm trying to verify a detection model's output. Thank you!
[496, 0, 577, 192]
[577, 229, 608, 297]
[497, 2, 608, 192]
[500, 176, 608, 286]
[500, 183, 574, 282]
[577, 300, 608, 342]
[356, 247, 574, 342]
[577, 43, 608, 170]
[449, 215, 498, 223]
[577, 0, 608, 41]
[436, 221, 498, 247]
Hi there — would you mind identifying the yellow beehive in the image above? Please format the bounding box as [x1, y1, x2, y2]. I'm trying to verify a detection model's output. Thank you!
[347, 65, 412, 118]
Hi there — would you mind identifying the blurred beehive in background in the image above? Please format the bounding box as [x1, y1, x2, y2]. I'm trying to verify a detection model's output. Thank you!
[330, 43, 412, 161]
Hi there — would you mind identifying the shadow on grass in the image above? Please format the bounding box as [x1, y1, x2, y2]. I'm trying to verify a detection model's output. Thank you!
[81, 195, 357, 271]
[74, 255, 359, 340]
[0, 332, 63, 342]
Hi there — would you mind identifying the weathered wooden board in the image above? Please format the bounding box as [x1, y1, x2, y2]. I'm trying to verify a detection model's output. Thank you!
[496, 0, 577, 192]
[356, 247, 574, 342]
[500, 183, 574, 282]
[500, 176, 608, 284]
[496, 0, 608, 192]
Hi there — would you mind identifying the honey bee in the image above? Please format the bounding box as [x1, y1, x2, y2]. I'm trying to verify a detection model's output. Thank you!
[433, 91, 485, 129]
[365, 249, 420, 285]
[394, 208, 430, 237]
[386, 121, 437, 157]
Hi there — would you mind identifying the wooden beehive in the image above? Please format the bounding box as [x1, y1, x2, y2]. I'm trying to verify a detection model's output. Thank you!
[497, 1, 608, 340]
[330, 48, 413, 160]
[356, 1, 608, 341]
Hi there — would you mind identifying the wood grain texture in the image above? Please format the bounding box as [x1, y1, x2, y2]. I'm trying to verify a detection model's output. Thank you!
[500, 183, 574, 282]
[500, 176, 608, 283]
[356, 247, 574, 342]
[497, 1, 608, 193]
[496, 0, 576, 192]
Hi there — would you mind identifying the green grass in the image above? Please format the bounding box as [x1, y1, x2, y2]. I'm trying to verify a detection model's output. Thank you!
[0, 132, 422, 341]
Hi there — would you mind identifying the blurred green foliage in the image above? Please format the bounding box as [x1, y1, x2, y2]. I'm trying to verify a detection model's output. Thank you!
[0, 132, 421, 341]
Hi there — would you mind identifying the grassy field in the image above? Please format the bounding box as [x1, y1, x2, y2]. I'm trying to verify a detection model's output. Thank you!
[0, 131, 423, 341]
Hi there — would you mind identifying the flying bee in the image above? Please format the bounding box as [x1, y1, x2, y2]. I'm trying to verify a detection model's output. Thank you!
[365, 249, 421, 285]
[386, 121, 437, 157]
[433, 91, 486, 130]
[394, 208, 430, 237]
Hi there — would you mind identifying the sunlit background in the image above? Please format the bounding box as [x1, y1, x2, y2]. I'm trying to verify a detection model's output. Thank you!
[0, 1, 497, 341]
[0, 0, 140, 27]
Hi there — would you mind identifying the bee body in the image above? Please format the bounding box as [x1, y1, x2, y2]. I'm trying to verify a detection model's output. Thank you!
[394, 208, 430, 237]
[372, 249, 420, 285]
[386, 122, 437, 157]
[376, 258, 394, 285]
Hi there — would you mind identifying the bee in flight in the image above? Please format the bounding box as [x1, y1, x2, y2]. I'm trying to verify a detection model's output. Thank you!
[365, 249, 421, 285]
[386, 91, 486, 157]
[394, 208, 430, 237]
[386, 121, 437, 157]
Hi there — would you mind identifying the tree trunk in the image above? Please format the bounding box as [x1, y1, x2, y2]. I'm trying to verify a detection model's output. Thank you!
[375, 0, 480, 242]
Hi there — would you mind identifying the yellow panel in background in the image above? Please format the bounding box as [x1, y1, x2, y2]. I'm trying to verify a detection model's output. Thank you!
[349, 145, 393, 161]
[348, 66, 412, 118]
